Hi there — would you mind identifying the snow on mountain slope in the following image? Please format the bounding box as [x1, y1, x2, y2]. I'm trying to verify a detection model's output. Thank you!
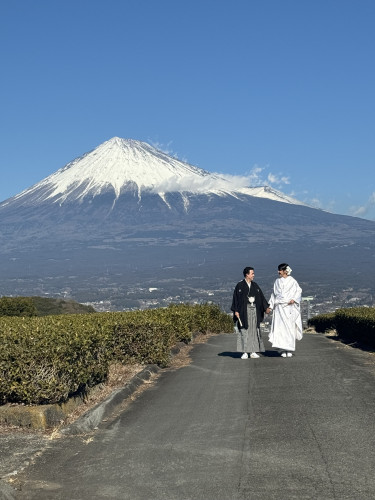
[7, 138, 222, 205]
[238, 186, 306, 205]
[4, 137, 306, 207]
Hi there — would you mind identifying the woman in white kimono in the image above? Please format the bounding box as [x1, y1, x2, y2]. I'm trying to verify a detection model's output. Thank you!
[268, 263, 303, 357]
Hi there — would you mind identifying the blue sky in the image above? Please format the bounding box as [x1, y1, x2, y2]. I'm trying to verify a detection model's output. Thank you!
[1, 0, 374, 220]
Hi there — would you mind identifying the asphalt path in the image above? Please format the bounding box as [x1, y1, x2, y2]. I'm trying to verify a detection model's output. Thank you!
[8, 332, 375, 500]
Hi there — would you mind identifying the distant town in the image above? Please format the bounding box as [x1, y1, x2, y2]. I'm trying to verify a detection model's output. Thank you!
[85, 283, 373, 328]
[2, 270, 373, 328]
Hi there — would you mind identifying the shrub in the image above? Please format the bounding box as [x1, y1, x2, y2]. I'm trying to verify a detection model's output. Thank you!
[0, 296, 95, 317]
[334, 307, 375, 347]
[308, 307, 375, 348]
[308, 312, 336, 333]
[0, 297, 37, 317]
[30, 296, 96, 316]
[0, 315, 112, 405]
[0, 303, 232, 405]
[164, 303, 233, 338]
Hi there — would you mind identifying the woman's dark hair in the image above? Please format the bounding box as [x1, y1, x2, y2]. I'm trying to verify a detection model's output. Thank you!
[278, 263, 288, 271]
[243, 266, 254, 277]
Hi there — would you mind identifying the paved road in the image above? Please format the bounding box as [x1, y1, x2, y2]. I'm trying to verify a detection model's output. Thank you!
[8, 333, 375, 499]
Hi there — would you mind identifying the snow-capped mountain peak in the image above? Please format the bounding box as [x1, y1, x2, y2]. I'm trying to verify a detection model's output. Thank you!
[7, 137, 306, 207]
[12, 137, 224, 204]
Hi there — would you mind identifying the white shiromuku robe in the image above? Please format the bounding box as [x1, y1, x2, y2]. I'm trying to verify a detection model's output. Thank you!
[268, 276, 303, 351]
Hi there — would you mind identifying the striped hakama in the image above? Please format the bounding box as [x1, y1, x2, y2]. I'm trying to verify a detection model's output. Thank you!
[236, 304, 265, 353]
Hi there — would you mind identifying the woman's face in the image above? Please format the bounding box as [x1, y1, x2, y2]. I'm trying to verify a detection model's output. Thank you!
[278, 269, 288, 278]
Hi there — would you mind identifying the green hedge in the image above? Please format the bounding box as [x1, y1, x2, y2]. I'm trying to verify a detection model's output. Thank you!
[0, 303, 232, 405]
[0, 315, 112, 405]
[334, 307, 375, 346]
[308, 312, 336, 333]
[308, 307, 375, 347]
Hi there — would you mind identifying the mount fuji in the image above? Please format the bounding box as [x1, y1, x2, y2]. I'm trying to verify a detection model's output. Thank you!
[0, 137, 374, 310]
[3, 137, 304, 208]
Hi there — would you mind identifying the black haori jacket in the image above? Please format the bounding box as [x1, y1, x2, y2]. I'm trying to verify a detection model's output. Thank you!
[231, 279, 269, 330]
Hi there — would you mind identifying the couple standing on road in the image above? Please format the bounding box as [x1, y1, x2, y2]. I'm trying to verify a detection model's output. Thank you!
[231, 263, 303, 359]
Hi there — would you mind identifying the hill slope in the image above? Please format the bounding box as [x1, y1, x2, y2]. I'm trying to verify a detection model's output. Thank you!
[0, 138, 374, 309]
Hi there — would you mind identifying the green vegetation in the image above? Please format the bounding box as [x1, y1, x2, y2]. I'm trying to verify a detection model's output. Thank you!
[0, 297, 37, 317]
[307, 312, 336, 333]
[0, 296, 95, 317]
[308, 307, 375, 348]
[334, 307, 375, 346]
[0, 303, 232, 406]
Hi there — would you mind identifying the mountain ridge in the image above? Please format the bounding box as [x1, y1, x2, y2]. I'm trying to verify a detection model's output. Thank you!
[0, 137, 306, 209]
[0, 137, 373, 309]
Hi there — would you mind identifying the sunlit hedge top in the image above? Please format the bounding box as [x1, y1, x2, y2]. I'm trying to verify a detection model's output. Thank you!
[0, 303, 232, 405]
[308, 307, 375, 347]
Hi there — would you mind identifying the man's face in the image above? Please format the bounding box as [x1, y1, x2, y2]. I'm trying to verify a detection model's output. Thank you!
[246, 270, 255, 281]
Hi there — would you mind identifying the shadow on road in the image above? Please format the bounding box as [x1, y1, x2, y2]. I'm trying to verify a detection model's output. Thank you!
[326, 334, 375, 354]
[218, 350, 280, 358]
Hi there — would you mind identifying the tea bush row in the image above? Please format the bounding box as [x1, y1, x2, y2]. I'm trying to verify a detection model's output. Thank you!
[307, 312, 336, 333]
[334, 307, 375, 346]
[308, 307, 375, 347]
[0, 303, 232, 405]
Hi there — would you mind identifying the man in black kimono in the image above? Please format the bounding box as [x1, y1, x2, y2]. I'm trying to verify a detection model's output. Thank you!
[231, 266, 270, 358]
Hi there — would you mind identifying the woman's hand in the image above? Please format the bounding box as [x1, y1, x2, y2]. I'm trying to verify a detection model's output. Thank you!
[288, 299, 295, 304]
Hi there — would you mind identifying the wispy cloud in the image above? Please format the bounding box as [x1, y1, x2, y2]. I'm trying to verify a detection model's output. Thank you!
[349, 192, 375, 218]
[146, 146, 296, 196]
[150, 140, 174, 156]
[150, 141, 188, 162]
[152, 174, 230, 193]
[309, 197, 324, 209]
[215, 165, 291, 189]
[146, 146, 375, 220]
[300, 196, 336, 213]
[267, 173, 290, 186]
[145, 154, 295, 194]
[151, 168, 290, 195]
[149, 143, 293, 192]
